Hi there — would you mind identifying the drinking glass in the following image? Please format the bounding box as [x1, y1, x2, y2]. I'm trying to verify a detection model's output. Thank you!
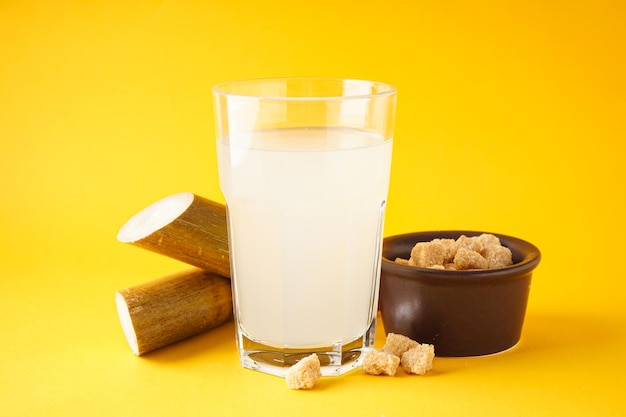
[213, 78, 396, 377]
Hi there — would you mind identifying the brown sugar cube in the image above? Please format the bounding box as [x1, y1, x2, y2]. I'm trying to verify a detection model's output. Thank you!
[482, 244, 513, 269]
[476, 233, 501, 248]
[408, 241, 446, 268]
[444, 262, 457, 270]
[432, 238, 458, 263]
[401, 344, 435, 375]
[455, 235, 484, 253]
[394, 257, 410, 265]
[454, 247, 488, 270]
[285, 354, 322, 390]
[383, 333, 419, 357]
[362, 349, 400, 376]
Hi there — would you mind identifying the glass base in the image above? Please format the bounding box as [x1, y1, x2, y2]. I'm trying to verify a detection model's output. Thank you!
[236, 318, 377, 377]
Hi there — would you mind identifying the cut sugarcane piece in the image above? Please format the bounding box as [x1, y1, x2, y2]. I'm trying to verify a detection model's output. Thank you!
[116, 268, 232, 355]
[117, 192, 230, 278]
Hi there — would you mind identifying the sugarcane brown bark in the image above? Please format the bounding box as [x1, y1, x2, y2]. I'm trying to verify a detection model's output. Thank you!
[116, 268, 232, 355]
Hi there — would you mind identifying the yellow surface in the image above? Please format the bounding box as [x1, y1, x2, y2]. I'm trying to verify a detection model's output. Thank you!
[1, 0, 625, 415]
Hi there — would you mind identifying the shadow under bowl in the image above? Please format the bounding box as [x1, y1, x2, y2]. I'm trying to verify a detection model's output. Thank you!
[380, 230, 541, 357]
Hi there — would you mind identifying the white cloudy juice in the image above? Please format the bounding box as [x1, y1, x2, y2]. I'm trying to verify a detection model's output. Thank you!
[218, 127, 392, 348]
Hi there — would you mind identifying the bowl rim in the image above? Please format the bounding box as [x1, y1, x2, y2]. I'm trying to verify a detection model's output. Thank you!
[381, 230, 541, 282]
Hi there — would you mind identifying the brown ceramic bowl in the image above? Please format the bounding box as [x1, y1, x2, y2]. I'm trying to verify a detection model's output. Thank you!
[379, 231, 541, 357]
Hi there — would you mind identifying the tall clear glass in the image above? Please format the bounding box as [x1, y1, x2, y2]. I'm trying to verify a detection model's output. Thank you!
[213, 78, 396, 377]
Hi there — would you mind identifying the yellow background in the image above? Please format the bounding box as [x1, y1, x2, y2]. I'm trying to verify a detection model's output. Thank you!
[1, 0, 625, 415]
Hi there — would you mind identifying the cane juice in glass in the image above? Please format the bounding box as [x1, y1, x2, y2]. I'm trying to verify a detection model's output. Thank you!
[218, 126, 392, 375]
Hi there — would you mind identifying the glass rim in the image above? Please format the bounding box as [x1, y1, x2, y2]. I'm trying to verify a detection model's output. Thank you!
[212, 77, 397, 101]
